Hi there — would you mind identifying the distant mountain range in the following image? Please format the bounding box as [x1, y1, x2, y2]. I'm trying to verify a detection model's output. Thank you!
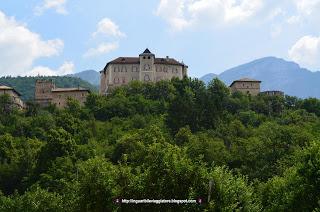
[201, 57, 320, 98]
[69, 70, 100, 86]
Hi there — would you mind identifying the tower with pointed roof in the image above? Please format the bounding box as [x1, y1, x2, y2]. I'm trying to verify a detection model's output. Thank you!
[100, 49, 188, 94]
[139, 48, 155, 82]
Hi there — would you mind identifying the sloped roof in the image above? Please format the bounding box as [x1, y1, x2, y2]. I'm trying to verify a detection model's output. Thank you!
[230, 78, 261, 87]
[52, 87, 90, 93]
[143, 48, 151, 54]
[236, 78, 261, 82]
[0, 85, 13, 90]
[0, 85, 22, 96]
[105, 57, 187, 66]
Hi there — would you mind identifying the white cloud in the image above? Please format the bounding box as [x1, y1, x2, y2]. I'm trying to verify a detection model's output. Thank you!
[84, 42, 119, 58]
[156, 0, 264, 31]
[92, 18, 125, 38]
[294, 0, 320, 16]
[289, 35, 320, 69]
[0, 11, 64, 76]
[27, 61, 75, 76]
[34, 0, 68, 15]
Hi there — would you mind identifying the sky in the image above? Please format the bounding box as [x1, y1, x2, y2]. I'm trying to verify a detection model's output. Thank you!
[1, 0, 320, 78]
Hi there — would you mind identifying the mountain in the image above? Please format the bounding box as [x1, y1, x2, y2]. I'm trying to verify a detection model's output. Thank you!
[200, 57, 320, 98]
[71, 70, 100, 86]
[200, 73, 217, 84]
[0, 76, 98, 101]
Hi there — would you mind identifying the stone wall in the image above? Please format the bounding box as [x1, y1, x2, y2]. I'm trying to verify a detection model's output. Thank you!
[51, 91, 89, 108]
[230, 81, 261, 96]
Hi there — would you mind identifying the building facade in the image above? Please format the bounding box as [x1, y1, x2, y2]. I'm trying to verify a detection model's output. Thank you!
[35, 80, 90, 108]
[0, 85, 25, 109]
[100, 49, 188, 94]
[230, 78, 261, 96]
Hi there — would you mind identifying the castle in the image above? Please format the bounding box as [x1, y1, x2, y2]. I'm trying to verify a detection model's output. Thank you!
[34, 80, 90, 108]
[100, 49, 188, 94]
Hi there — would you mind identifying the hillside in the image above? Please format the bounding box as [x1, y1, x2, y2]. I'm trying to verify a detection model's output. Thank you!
[200, 57, 320, 98]
[70, 70, 100, 86]
[0, 76, 98, 101]
[1, 78, 320, 211]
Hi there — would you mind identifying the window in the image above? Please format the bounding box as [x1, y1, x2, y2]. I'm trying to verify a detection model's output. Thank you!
[121, 66, 127, 72]
[143, 56, 146, 59]
[148, 56, 151, 59]
[144, 74, 150, 82]
[132, 66, 138, 72]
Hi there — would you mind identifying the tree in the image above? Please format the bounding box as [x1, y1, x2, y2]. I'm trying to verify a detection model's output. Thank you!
[76, 157, 120, 212]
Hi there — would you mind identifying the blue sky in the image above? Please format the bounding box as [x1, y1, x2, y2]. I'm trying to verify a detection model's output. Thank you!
[1, 0, 320, 78]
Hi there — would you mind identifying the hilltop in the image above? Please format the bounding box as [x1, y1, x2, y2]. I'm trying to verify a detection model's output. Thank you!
[69, 70, 100, 86]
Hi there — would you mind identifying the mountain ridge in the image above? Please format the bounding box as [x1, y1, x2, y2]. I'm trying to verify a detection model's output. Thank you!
[201, 57, 320, 98]
[69, 70, 100, 86]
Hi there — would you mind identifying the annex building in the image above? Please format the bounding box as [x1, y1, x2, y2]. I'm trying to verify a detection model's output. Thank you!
[0, 85, 25, 109]
[34, 80, 90, 108]
[100, 49, 188, 94]
[230, 78, 284, 96]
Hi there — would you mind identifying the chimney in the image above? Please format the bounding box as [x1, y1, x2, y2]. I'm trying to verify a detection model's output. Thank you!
[166, 56, 169, 61]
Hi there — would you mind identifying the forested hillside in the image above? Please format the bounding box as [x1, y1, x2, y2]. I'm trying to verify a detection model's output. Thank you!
[1, 77, 320, 211]
[0, 76, 98, 101]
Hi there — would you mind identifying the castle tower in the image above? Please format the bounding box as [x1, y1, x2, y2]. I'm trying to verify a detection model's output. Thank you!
[139, 48, 155, 82]
[34, 79, 55, 107]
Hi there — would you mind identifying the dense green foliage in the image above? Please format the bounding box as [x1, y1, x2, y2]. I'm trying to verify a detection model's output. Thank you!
[1, 77, 320, 211]
[0, 76, 98, 101]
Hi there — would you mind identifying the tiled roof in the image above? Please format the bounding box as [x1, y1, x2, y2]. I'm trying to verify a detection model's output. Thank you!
[0, 85, 13, 90]
[106, 57, 186, 66]
[108, 57, 140, 64]
[52, 87, 90, 92]
[0, 85, 22, 96]
[235, 78, 261, 82]
[230, 78, 261, 87]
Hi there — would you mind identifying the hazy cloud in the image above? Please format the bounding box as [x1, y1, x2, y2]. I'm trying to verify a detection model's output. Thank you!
[34, 0, 68, 15]
[84, 42, 119, 58]
[27, 61, 75, 76]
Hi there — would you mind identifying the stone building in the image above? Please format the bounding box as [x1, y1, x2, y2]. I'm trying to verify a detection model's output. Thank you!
[34, 80, 90, 108]
[230, 78, 261, 96]
[100, 49, 188, 94]
[260, 90, 284, 97]
[0, 85, 25, 109]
